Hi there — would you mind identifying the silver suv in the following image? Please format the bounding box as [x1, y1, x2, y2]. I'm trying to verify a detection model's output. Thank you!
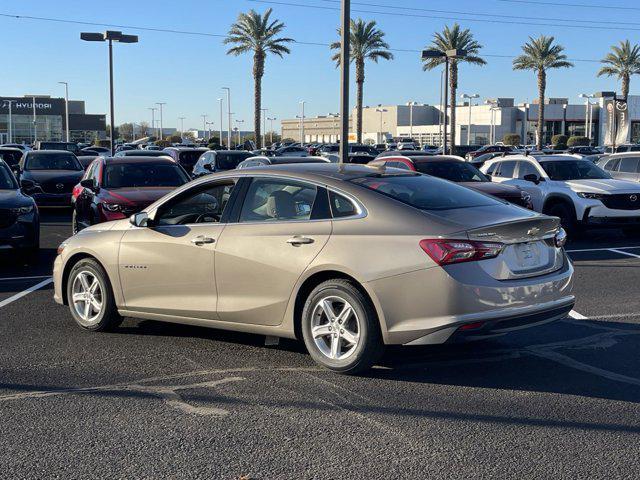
[481, 154, 640, 235]
[597, 152, 640, 183]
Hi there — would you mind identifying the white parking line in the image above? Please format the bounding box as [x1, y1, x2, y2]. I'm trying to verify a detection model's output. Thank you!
[566, 246, 640, 253]
[0, 278, 53, 309]
[568, 310, 588, 320]
[0, 275, 52, 282]
[609, 248, 640, 259]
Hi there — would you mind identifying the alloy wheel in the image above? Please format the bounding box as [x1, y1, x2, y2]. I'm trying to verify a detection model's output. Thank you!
[71, 271, 103, 326]
[311, 296, 361, 360]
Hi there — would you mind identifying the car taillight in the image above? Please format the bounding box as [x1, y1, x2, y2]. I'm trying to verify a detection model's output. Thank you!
[419, 239, 503, 266]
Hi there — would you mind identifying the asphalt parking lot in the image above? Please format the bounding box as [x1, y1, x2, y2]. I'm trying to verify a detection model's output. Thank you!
[1, 211, 640, 479]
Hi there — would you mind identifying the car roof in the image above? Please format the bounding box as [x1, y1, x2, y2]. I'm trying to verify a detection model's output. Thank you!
[27, 149, 76, 155]
[164, 146, 208, 151]
[410, 155, 465, 164]
[0, 147, 23, 153]
[609, 151, 640, 158]
[102, 156, 178, 165]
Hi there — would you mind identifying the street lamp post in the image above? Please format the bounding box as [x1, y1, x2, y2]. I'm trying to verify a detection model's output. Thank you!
[406, 101, 419, 140]
[3, 100, 16, 143]
[375, 106, 387, 144]
[267, 117, 277, 145]
[579, 93, 595, 141]
[148, 107, 157, 140]
[81, 30, 139, 155]
[58, 82, 70, 142]
[222, 87, 231, 149]
[485, 99, 499, 144]
[201, 114, 208, 142]
[339, 0, 350, 164]
[235, 119, 244, 146]
[218, 98, 224, 147]
[299, 101, 306, 144]
[156, 102, 166, 141]
[461, 93, 479, 145]
[422, 48, 467, 155]
[178, 116, 186, 138]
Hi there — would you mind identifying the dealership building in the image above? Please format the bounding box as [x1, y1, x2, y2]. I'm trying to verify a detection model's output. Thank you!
[281, 93, 640, 146]
[0, 95, 106, 145]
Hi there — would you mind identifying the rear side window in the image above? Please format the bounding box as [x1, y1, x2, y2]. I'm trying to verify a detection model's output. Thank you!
[351, 174, 500, 211]
[329, 191, 359, 218]
[618, 157, 640, 173]
[517, 161, 539, 179]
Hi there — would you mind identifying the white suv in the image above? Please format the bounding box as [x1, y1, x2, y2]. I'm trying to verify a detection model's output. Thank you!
[480, 154, 640, 235]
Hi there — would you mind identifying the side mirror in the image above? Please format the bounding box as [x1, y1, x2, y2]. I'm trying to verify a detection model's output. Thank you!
[130, 212, 150, 227]
[20, 179, 36, 191]
[523, 174, 541, 184]
[80, 178, 99, 192]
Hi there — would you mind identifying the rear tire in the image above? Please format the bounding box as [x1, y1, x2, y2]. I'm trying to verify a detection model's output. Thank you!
[72, 210, 81, 235]
[66, 258, 122, 332]
[301, 279, 383, 374]
[547, 203, 580, 236]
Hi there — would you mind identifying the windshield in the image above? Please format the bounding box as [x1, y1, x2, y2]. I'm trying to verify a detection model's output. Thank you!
[179, 151, 205, 165]
[414, 161, 488, 182]
[540, 160, 611, 180]
[103, 163, 189, 188]
[25, 152, 82, 171]
[0, 164, 18, 189]
[351, 174, 501, 211]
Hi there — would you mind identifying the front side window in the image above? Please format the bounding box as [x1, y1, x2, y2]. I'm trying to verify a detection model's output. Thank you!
[495, 161, 517, 178]
[351, 174, 500, 211]
[156, 182, 235, 226]
[103, 163, 189, 188]
[540, 160, 611, 180]
[25, 153, 82, 171]
[239, 178, 318, 222]
[517, 161, 539, 179]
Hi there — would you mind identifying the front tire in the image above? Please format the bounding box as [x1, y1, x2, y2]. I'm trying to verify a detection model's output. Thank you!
[66, 258, 122, 331]
[301, 279, 383, 374]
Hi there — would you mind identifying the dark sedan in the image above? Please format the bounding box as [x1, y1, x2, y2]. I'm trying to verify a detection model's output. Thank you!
[369, 155, 533, 209]
[0, 159, 39, 258]
[17, 150, 84, 207]
[71, 156, 190, 233]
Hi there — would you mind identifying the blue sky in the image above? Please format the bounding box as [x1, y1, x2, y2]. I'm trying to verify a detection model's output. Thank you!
[1, 0, 639, 130]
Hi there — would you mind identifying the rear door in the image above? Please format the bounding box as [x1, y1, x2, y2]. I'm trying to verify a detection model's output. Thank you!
[511, 160, 545, 210]
[214, 176, 332, 326]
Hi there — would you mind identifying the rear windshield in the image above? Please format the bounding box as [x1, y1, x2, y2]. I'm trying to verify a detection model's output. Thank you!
[25, 152, 82, 171]
[540, 160, 611, 180]
[414, 161, 488, 182]
[104, 163, 189, 188]
[351, 174, 500, 211]
[179, 151, 205, 165]
[216, 152, 253, 170]
[0, 150, 22, 167]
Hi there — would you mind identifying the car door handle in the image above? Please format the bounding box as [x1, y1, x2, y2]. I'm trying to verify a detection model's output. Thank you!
[286, 236, 314, 246]
[191, 236, 215, 246]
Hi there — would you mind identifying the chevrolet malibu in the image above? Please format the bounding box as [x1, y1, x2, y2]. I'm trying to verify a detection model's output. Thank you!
[53, 164, 574, 373]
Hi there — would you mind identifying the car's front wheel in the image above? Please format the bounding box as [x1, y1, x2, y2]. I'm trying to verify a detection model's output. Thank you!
[301, 279, 383, 374]
[66, 258, 122, 331]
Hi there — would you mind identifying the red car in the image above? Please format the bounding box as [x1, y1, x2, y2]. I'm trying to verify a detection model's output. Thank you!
[369, 155, 533, 209]
[71, 156, 190, 233]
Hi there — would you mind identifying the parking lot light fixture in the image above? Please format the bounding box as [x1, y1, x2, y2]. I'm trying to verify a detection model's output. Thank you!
[222, 88, 231, 149]
[178, 116, 186, 138]
[235, 119, 245, 146]
[579, 93, 595, 140]
[375, 106, 387, 144]
[461, 93, 479, 145]
[80, 31, 139, 155]
[339, 0, 350, 164]
[58, 82, 70, 142]
[148, 107, 157, 140]
[267, 117, 277, 145]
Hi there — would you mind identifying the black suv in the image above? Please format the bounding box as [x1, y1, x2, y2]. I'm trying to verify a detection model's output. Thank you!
[17, 151, 84, 207]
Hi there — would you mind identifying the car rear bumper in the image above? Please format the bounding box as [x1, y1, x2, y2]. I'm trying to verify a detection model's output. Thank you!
[365, 254, 574, 345]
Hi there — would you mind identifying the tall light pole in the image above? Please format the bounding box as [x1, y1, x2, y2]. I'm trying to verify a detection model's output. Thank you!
[261, 108, 269, 148]
[267, 117, 277, 145]
[3, 100, 16, 143]
[32, 96, 37, 144]
[58, 82, 70, 142]
[222, 87, 231, 149]
[218, 98, 224, 147]
[156, 102, 166, 141]
[148, 107, 157, 140]
[406, 101, 419, 140]
[81, 30, 139, 155]
[299, 101, 306, 144]
[235, 119, 244, 147]
[178, 116, 186, 138]
[461, 93, 479, 145]
[339, 0, 350, 164]
[579, 93, 595, 141]
[375, 106, 387, 144]
[206, 121, 215, 143]
[422, 48, 467, 155]
[201, 114, 208, 142]
[485, 99, 499, 144]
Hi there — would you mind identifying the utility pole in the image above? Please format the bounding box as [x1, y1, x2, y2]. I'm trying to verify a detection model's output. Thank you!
[156, 102, 166, 141]
[222, 87, 231, 149]
[58, 82, 70, 142]
[339, 0, 350, 164]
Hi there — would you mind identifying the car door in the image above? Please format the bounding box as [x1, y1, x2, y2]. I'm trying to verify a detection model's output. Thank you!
[118, 179, 238, 319]
[511, 160, 546, 211]
[214, 176, 332, 326]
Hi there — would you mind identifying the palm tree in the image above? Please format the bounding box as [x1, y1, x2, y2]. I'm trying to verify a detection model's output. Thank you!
[330, 19, 393, 144]
[225, 8, 293, 148]
[513, 35, 573, 150]
[598, 40, 640, 99]
[422, 24, 485, 151]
